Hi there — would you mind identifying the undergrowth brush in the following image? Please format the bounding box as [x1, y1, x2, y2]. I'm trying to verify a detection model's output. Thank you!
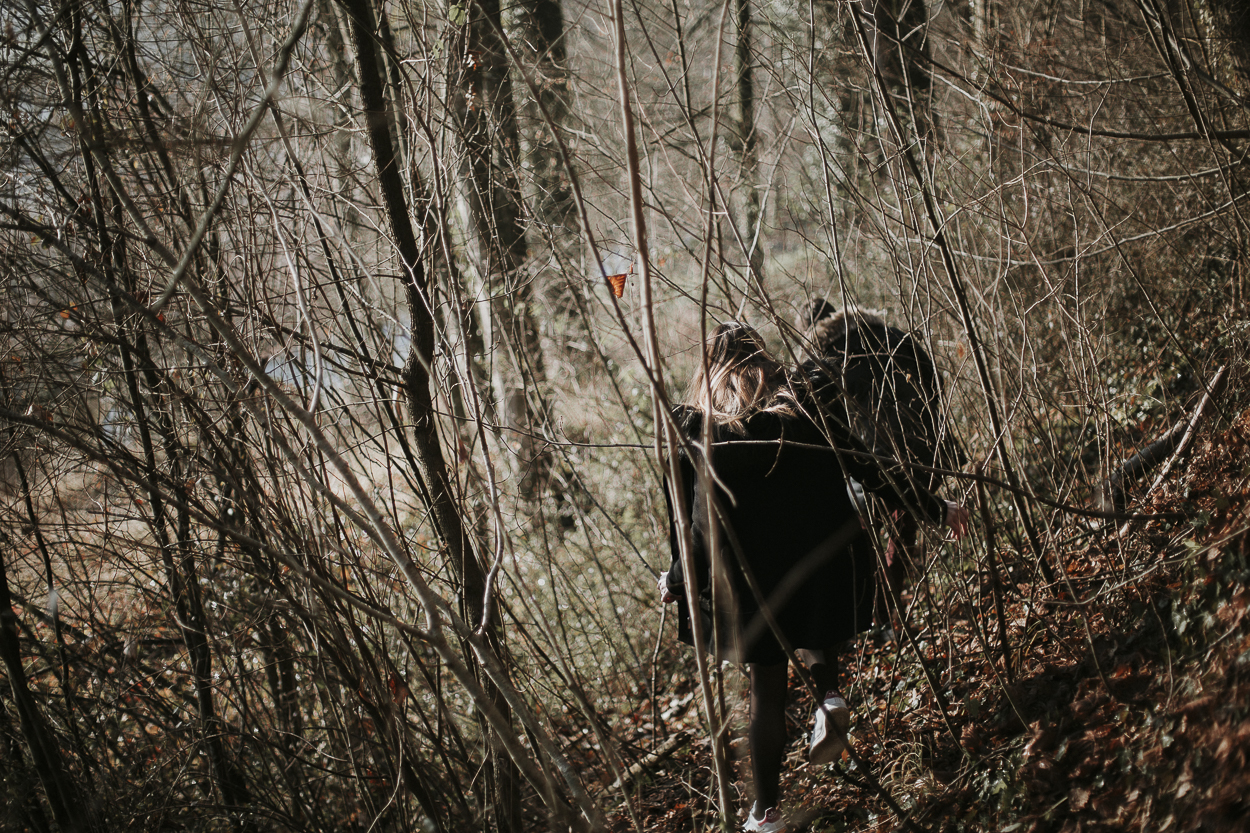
[604, 405, 1250, 832]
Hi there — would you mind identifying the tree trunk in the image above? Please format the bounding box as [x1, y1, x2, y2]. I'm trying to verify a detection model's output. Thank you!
[519, 0, 575, 251]
[734, 0, 765, 286]
[450, 0, 553, 499]
[1193, 0, 1250, 304]
[863, 0, 934, 146]
[341, 1, 522, 829]
[1197, 0, 1250, 89]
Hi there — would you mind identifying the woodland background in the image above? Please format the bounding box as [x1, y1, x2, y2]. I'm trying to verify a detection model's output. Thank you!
[2, 0, 1250, 830]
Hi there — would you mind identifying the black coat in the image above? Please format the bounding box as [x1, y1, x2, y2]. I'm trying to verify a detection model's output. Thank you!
[663, 381, 945, 664]
[807, 308, 960, 491]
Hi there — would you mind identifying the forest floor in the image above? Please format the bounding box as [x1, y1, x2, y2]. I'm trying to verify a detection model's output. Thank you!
[600, 409, 1250, 832]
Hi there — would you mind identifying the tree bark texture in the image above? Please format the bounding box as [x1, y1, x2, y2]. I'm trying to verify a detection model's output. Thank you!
[451, 0, 553, 498]
[1198, 0, 1250, 91]
[734, 0, 764, 285]
[520, 0, 575, 244]
[863, 0, 933, 143]
[341, 1, 522, 829]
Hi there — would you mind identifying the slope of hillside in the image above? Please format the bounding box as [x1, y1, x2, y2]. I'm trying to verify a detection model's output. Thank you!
[609, 403, 1250, 832]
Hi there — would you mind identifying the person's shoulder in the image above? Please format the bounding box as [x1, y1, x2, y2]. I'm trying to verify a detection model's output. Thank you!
[854, 312, 900, 347]
[797, 353, 833, 376]
[859, 318, 937, 370]
[807, 310, 852, 355]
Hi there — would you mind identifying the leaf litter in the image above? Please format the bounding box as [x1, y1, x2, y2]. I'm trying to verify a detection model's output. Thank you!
[601, 408, 1250, 832]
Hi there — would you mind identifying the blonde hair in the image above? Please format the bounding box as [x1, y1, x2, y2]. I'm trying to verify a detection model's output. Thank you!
[684, 322, 797, 434]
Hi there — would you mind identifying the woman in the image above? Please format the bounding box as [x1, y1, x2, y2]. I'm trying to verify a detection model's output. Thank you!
[661, 322, 967, 833]
[799, 301, 965, 635]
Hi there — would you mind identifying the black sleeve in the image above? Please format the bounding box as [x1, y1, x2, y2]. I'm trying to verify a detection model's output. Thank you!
[839, 424, 947, 524]
[663, 408, 708, 591]
[801, 370, 946, 524]
[897, 334, 966, 471]
[663, 448, 698, 588]
[882, 331, 944, 465]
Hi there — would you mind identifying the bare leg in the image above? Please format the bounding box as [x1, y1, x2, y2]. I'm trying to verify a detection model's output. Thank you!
[748, 661, 788, 810]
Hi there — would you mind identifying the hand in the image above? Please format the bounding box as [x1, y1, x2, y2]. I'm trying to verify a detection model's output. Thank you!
[944, 500, 970, 540]
[657, 571, 677, 604]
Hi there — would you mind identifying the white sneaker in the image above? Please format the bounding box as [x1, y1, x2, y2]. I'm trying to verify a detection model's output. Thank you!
[743, 803, 787, 833]
[808, 691, 850, 764]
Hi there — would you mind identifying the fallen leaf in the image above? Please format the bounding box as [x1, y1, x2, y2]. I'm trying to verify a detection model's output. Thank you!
[388, 674, 410, 704]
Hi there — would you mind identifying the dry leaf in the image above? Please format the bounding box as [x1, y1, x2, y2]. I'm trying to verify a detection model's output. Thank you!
[388, 674, 410, 704]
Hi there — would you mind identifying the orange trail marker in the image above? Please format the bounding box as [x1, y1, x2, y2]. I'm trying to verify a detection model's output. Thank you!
[605, 272, 627, 297]
[603, 262, 633, 298]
